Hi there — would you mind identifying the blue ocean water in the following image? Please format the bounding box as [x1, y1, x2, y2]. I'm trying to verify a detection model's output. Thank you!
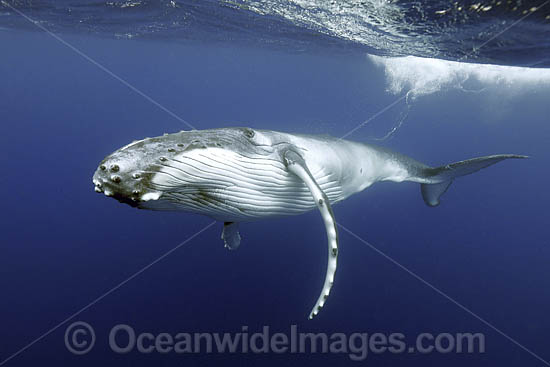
[1, 1, 550, 366]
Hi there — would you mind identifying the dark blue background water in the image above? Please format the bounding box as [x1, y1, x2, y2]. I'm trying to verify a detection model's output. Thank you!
[1, 25, 550, 367]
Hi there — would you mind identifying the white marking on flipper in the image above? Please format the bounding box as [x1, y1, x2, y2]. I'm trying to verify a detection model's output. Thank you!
[283, 150, 338, 320]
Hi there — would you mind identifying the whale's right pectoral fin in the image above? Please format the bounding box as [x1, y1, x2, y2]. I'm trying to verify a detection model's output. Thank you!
[283, 150, 338, 320]
[221, 222, 241, 250]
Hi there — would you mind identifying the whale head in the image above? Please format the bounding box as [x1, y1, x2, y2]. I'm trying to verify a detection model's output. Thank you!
[92, 128, 281, 212]
[92, 135, 166, 208]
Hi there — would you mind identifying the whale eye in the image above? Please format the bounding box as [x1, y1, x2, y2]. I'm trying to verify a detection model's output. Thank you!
[243, 128, 255, 139]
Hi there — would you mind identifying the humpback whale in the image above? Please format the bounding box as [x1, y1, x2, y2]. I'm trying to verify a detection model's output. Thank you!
[92, 127, 526, 319]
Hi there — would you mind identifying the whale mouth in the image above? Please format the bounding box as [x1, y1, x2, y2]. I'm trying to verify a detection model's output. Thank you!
[92, 173, 139, 206]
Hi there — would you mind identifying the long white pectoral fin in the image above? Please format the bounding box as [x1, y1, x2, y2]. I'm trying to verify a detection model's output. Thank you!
[283, 150, 338, 320]
[221, 222, 241, 250]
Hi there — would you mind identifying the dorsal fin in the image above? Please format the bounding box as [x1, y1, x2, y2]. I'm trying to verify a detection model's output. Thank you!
[283, 150, 338, 319]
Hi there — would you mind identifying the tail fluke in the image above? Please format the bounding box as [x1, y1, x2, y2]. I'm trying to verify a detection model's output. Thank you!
[421, 154, 528, 207]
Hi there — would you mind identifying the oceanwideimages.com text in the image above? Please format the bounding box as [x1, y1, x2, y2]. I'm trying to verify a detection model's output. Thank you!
[65, 322, 485, 360]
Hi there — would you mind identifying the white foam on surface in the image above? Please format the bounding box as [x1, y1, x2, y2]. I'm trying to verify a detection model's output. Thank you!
[368, 55, 550, 98]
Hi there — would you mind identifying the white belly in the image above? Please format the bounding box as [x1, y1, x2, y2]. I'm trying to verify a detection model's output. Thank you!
[148, 147, 345, 221]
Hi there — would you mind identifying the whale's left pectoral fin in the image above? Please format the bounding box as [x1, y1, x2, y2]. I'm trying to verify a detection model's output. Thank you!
[283, 150, 338, 320]
[222, 222, 241, 250]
